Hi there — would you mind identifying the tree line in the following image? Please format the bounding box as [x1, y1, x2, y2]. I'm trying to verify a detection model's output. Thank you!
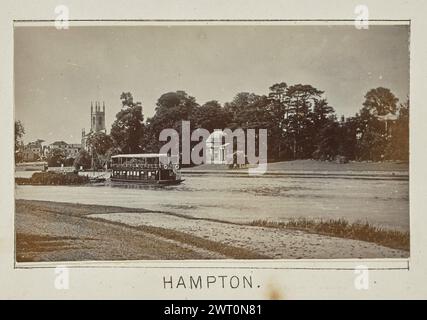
[92, 84, 408, 167]
[15, 83, 409, 169]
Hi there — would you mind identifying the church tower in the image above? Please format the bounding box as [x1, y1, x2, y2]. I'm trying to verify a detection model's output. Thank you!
[90, 101, 106, 133]
[82, 101, 106, 151]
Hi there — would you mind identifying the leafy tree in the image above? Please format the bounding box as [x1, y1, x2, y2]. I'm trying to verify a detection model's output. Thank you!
[224, 85, 333, 161]
[87, 132, 113, 155]
[64, 157, 75, 167]
[354, 108, 385, 161]
[73, 150, 92, 170]
[387, 99, 409, 161]
[110, 92, 145, 154]
[267, 83, 290, 160]
[15, 121, 25, 162]
[155, 91, 198, 117]
[311, 99, 336, 158]
[225, 94, 270, 128]
[193, 100, 231, 132]
[353, 88, 400, 161]
[47, 148, 66, 167]
[337, 116, 358, 160]
[87, 132, 114, 169]
[223, 93, 275, 161]
[224, 92, 264, 128]
[268, 82, 288, 102]
[285, 84, 324, 158]
[313, 120, 341, 160]
[312, 99, 335, 125]
[15, 121, 25, 148]
[362, 87, 398, 116]
[145, 91, 199, 153]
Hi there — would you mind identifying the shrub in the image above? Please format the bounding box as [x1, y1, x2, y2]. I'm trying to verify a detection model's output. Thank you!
[16, 172, 89, 185]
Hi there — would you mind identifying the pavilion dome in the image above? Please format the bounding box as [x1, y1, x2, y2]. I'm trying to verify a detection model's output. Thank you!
[206, 130, 227, 145]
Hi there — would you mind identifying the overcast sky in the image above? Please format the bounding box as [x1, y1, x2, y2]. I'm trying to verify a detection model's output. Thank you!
[14, 24, 409, 144]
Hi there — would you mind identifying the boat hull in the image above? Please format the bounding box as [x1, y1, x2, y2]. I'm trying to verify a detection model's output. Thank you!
[110, 178, 184, 185]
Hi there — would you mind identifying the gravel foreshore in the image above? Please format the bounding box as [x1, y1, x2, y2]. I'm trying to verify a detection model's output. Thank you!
[15, 199, 408, 262]
[15, 200, 266, 261]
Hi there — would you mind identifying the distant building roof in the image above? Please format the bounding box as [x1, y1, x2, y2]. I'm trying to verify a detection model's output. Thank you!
[26, 142, 42, 147]
[50, 141, 68, 146]
[377, 113, 398, 121]
[111, 153, 168, 159]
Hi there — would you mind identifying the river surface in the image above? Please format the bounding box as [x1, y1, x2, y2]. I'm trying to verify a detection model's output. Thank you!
[15, 173, 409, 231]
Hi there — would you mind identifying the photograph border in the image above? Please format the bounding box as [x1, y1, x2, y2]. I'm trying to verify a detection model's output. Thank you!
[13, 18, 411, 271]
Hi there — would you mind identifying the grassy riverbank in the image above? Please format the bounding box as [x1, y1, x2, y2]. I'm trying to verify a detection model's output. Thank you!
[15, 172, 89, 185]
[249, 218, 409, 251]
[184, 159, 409, 173]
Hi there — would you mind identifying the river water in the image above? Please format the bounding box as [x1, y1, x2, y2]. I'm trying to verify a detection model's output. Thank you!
[15, 173, 409, 231]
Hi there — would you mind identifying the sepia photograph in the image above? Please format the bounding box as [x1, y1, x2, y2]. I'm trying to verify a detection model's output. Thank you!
[14, 22, 410, 263]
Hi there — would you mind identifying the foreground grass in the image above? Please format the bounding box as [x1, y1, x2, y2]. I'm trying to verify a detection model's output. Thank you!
[249, 218, 409, 251]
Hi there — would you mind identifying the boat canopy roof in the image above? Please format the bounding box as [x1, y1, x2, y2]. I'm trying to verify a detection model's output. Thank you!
[111, 153, 169, 159]
[16, 161, 48, 166]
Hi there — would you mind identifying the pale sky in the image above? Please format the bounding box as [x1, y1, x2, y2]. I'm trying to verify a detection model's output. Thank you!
[14, 25, 409, 144]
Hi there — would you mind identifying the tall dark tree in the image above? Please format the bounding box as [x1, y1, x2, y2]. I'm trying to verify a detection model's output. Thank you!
[362, 87, 399, 116]
[267, 83, 289, 160]
[145, 91, 199, 153]
[387, 99, 409, 161]
[268, 82, 288, 102]
[87, 132, 114, 169]
[354, 88, 400, 161]
[223, 93, 274, 161]
[193, 100, 231, 132]
[313, 120, 341, 160]
[224, 92, 264, 128]
[311, 98, 336, 159]
[338, 116, 358, 160]
[110, 92, 145, 153]
[285, 84, 324, 158]
[15, 120, 25, 163]
[47, 148, 66, 167]
[312, 99, 335, 124]
[230, 95, 271, 129]
[87, 132, 113, 156]
[73, 150, 92, 170]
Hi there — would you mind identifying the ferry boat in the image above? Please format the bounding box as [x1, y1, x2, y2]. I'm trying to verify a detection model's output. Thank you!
[110, 154, 184, 185]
